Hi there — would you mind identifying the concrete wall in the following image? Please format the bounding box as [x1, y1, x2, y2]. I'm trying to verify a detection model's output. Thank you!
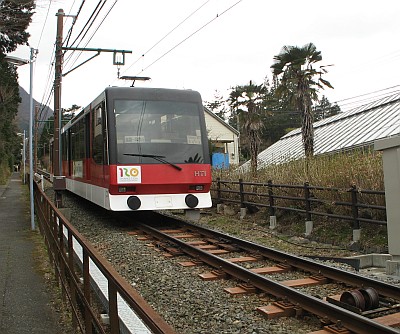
[375, 135, 400, 258]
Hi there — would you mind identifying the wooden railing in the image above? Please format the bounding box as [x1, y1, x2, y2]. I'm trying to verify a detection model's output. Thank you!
[33, 181, 175, 334]
[211, 178, 386, 228]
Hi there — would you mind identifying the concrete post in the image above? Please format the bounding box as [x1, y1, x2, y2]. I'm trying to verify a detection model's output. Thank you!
[305, 221, 313, 236]
[353, 229, 361, 242]
[375, 135, 400, 259]
[185, 209, 200, 222]
[239, 207, 247, 220]
[269, 216, 277, 230]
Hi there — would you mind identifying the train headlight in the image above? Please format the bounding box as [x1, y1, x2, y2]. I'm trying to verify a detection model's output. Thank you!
[127, 196, 141, 210]
[185, 194, 199, 208]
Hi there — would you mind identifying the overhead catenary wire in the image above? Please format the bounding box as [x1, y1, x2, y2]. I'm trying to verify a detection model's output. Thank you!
[35, 0, 52, 49]
[120, 0, 211, 76]
[66, 0, 105, 49]
[80, 0, 118, 49]
[135, 0, 243, 76]
[36, 0, 81, 123]
[334, 85, 400, 112]
[63, 0, 108, 69]
[63, 0, 119, 74]
[63, 0, 85, 47]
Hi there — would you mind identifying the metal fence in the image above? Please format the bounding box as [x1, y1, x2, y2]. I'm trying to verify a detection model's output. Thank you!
[211, 178, 387, 228]
[33, 182, 175, 334]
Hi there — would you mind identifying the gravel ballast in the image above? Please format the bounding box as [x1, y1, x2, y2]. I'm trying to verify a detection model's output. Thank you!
[45, 189, 400, 334]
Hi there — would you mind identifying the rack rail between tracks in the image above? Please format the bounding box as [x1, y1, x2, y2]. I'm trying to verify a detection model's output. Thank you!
[33, 181, 175, 334]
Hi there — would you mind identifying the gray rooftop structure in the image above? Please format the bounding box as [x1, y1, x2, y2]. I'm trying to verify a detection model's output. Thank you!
[242, 92, 400, 170]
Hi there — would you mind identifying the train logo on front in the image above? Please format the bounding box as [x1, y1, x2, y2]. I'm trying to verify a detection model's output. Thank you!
[117, 166, 141, 184]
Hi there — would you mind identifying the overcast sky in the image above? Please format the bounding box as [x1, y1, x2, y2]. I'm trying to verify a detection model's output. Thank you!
[11, 0, 400, 112]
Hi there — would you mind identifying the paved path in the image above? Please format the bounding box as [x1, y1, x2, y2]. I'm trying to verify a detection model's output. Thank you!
[0, 172, 65, 334]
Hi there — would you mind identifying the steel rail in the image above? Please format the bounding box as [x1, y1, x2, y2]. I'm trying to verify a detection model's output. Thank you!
[160, 215, 400, 300]
[136, 221, 400, 334]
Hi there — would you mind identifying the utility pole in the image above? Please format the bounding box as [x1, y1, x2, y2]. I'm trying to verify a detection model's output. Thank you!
[53, 8, 65, 207]
[54, 8, 63, 178]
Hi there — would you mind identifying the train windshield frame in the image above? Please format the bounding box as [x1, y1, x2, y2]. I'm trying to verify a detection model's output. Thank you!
[113, 99, 207, 165]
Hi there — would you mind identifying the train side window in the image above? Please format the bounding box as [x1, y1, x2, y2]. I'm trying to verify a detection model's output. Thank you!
[71, 118, 85, 160]
[92, 104, 104, 164]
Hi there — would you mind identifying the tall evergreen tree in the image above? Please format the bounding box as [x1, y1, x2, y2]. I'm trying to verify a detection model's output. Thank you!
[0, 53, 21, 169]
[0, 0, 34, 176]
[0, 0, 35, 53]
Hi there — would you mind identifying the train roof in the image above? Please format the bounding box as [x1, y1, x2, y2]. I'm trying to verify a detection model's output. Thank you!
[104, 87, 202, 101]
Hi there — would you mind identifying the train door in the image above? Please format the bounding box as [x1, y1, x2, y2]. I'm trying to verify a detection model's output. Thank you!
[91, 102, 107, 184]
[85, 113, 91, 180]
[61, 129, 71, 176]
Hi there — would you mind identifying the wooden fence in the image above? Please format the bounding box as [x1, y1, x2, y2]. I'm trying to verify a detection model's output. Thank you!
[211, 178, 386, 229]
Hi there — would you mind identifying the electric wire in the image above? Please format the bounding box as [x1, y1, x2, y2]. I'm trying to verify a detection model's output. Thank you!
[335, 85, 400, 104]
[67, 0, 105, 48]
[64, 0, 115, 73]
[63, 1, 107, 70]
[121, 0, 211, 75]
[334, 86, 400, 112]
[63, 0, 85, 47]
[135, 0, 243, 76]
[35, 0, 52, 49]
[80, 0, 118, 48]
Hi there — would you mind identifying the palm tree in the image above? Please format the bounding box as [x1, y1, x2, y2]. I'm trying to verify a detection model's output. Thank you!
[271, 43, 333, 158]
[229, 81, 266, 177]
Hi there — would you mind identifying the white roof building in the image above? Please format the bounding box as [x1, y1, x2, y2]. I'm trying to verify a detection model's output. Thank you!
[204, 107, 240, 166]
[242, 92, 400, 170]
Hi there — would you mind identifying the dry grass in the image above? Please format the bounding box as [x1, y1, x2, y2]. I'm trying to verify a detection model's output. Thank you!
[214, 149, 383, 190]
[211, 150, 387, 250]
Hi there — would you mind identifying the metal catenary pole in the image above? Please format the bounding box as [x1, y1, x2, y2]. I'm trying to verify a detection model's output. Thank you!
[29, 47, 38, 230]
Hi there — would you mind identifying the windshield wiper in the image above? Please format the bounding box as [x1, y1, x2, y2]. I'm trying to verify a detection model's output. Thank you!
[123, 153, 182, 171]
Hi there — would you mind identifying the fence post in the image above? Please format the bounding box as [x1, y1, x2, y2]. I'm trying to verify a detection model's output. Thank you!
[239, 178, 245, 207]
[239, 179, 247, 219]
[351, 185, 361, 243]
[216, 178, 223, 213]
[216, 177, 221, 201]
[304, 182, 313, 236]
[268, 180, 277, 229]
[83, 249, 93, 334]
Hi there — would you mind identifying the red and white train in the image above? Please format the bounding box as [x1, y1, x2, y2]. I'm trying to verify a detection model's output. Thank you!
[57, 87, 212, 211]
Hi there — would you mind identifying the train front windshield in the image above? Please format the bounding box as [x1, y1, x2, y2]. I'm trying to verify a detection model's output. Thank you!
[114, 100, 206, 164]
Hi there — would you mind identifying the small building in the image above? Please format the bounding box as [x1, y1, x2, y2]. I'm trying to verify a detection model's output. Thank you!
[204, 107, 240, 168]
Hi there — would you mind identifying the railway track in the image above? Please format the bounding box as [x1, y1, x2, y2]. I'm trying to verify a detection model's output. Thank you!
[36, 174, 400, 333]
[123, 211, 400, 334]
